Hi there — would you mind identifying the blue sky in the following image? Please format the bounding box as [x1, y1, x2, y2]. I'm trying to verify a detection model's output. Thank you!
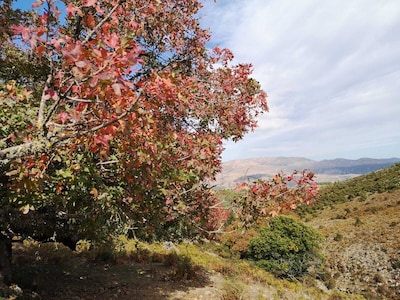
[13, 0, 65, 12]
[14, 1, 400, 161]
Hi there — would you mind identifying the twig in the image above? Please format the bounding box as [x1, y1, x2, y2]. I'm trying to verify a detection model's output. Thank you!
[38, 74, 53, 131]
[82, 1, 123, 45]
[56, 89, 143, 143]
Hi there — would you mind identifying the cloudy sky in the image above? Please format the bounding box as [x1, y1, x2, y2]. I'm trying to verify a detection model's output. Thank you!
[200, 0, 400, 161]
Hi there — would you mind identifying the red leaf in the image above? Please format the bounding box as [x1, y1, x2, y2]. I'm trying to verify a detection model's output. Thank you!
[36, 45, 46, 58]
[12, 25, 31, 41]
[66, 3, 82, 17]
[83, 0, 97, 7]
[94, 134, 112, 148]
[87, 14, 95, 28]
[105, 33, 119, 49]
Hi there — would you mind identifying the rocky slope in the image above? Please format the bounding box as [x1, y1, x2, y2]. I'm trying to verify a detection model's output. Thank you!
[303, 164, 400, 299]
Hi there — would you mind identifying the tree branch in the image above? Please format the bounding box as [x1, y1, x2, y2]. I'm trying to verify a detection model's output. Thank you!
[38, 73, 53, 132]
[58, 89, 142, 142]
[0, 141, 47, 164]
[82, 1, 122, 45]
[0, 89, 142, 164]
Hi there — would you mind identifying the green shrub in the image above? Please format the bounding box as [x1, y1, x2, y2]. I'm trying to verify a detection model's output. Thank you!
[243, 215, 323, 279]
[221, 279, 245, 300]
[333, 233, 343, 241]
[354, 217, 363, 227]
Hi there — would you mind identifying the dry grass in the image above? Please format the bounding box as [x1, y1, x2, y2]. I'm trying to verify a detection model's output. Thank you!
[306, 189, 400, 300]
[5, 235, 364, 300]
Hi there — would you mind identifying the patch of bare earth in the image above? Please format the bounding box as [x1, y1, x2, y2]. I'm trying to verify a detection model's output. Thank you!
[5, 242, 340, 300]
[9, 251, 220, 299]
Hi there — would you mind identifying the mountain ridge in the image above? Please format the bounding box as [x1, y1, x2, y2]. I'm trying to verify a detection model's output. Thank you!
[214, 157, 400, 189]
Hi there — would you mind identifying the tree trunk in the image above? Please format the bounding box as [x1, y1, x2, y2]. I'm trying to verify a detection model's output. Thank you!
[0, 232, 12, 284]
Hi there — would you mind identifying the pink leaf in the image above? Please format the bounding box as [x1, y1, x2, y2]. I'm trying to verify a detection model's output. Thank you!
[23, 89, 33, 98]
[269, 210, 279, 217]
[75, 61, 87, 68]
[105, 33, 119, 49]
[44, 89, 59, 101]
[66, 3, 82, 17]
[12, 25, 31, 41]
[32, 0, 44, 8]
[57, 111, 69, 124]
[94, 134, 112, 148]
[89, 76, 99, 88]
[83, 0, 97, 7]
[62, 42, 83, 63]
[112, 83, 122, 96]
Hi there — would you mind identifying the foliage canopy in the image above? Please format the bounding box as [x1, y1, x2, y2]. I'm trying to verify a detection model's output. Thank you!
[0, 0, 318, 249]
[0, 0, 270, 241]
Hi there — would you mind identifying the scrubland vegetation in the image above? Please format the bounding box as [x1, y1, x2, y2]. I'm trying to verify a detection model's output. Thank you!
[3, 164, 399, 299]
[1, 1, 399, 298]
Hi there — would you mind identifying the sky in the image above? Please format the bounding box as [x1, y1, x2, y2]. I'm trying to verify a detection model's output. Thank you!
[13, 1, 400, 162]
[200, 0, 400, 161]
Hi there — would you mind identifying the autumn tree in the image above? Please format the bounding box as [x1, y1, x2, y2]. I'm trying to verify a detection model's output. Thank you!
[1, 0, 267, 251]
[0, 0, 317, 284]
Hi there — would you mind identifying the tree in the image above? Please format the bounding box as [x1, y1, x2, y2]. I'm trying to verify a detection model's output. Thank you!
[0, 0, 317, 284]
[0, 0, 269, 281]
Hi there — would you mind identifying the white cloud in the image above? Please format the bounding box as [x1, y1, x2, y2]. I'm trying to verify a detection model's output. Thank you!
[201, 0, 400, 161]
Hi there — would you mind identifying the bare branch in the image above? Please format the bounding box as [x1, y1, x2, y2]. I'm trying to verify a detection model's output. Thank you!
[0, 141, 47, 164]
[0, 88, 142, 164]
[66, 96, 97, 103]
[82, 1, 122, 45]
[56, 89, 143, 143]
[96, 160, 119, 166]
[38, 74, 53, 131]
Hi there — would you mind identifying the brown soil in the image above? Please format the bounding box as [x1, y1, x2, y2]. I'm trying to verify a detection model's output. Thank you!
[5, 245, 226, 300]
[2, 242, 338, 300]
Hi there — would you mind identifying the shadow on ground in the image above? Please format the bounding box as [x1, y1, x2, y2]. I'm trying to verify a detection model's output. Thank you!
[8, 243, 213, 300]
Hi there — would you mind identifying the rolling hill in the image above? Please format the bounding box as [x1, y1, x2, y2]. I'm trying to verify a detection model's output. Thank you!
[213, 157, 400, 189]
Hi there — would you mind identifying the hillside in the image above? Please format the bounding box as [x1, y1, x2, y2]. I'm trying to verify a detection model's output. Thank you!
[214, 157, 400, 188]
[303, 163, 400, 299]
[2, 164, 400, 299]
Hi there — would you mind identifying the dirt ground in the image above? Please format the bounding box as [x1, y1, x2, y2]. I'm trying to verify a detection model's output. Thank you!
[5, 245, 226, 300]
[2, 242, 322, 300]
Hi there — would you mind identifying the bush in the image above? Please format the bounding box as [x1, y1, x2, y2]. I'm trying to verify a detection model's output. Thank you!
[221, 279, 245, 300]
[333, 233, 343, 241]
[243, 215, 323, 279]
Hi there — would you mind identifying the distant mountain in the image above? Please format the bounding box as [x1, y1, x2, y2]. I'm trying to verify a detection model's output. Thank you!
[213, 157, 400, 189]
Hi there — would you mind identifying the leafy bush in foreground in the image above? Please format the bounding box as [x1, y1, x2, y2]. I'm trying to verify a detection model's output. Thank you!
[244, 215, 323, 278]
